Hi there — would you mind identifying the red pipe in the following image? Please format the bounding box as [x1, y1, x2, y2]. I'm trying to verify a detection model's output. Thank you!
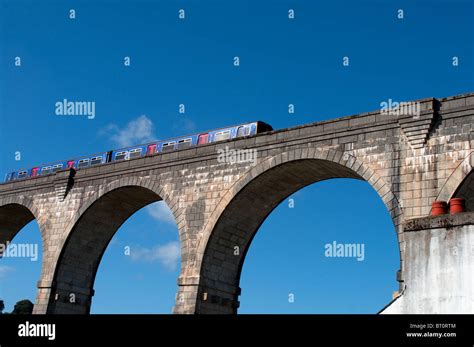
[449, 198, 466, 214]
[431, 201, 448, 216]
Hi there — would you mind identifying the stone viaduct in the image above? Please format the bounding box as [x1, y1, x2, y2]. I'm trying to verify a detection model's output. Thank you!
[0, 92, 473, 314]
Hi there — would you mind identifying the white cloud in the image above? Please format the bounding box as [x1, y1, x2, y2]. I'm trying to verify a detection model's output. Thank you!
[173, 117, 196, 133]
[147, 201, 176, 225]
[0, 265, 14, 278]
[129, 242, 180, 271]
[102, 115, 156, 147]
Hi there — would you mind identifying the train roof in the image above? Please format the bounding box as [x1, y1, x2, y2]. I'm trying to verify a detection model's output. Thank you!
[110, 120, 271, 152]
[4, 120, 273, 173]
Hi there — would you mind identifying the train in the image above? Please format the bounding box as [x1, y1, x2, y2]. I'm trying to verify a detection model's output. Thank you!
[3, 121, 273, 182]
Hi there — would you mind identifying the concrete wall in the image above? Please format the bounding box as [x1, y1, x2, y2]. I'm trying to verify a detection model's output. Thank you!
[381, 212, 474, 314]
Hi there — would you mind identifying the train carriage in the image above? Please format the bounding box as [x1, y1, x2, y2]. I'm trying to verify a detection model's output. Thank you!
[111, 145, 148, 161]
[74, 152, 109, 169]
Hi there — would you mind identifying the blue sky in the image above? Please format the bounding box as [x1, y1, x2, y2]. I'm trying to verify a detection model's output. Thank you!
[0, 0, 472, 313]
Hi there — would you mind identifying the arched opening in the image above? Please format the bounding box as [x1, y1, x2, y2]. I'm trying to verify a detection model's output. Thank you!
[0, 203, 43, 313]
[92, 201, 180, 313]
[0, 204, 36, 247]
[238, 179, 399, 313]
[452, 169, 474, 211]
[436, 152, 473, 208]
[47, 185, 180, 314]
[196, 157, 401, 314]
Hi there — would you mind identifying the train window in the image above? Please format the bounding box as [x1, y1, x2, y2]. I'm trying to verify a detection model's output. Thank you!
[41, 166, 52, 175]
[147, 144, 157, 155]
[91, 156, 103, 166]
[18, 170, 28, 179]
[214, 130, 231, 142]
[177, 138, 192, 149]
[52, 164, 63, 172]
[237, 126, 250, 137]
[77, 159, 90, 168]
[129, 148, 143, 159]
[161, 142, 175, 152]
[115, 151, 128, 161]
[198, 134, 208, 145]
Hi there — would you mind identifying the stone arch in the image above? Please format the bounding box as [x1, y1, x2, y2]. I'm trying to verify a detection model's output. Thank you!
[191, 148, 403, 313]
[0, 196, 46, 315]
[61, 177, 180, 247]
[0, 196, 43, 255]
[436, 151, 474, 210]
[46, 177, 179, 314]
